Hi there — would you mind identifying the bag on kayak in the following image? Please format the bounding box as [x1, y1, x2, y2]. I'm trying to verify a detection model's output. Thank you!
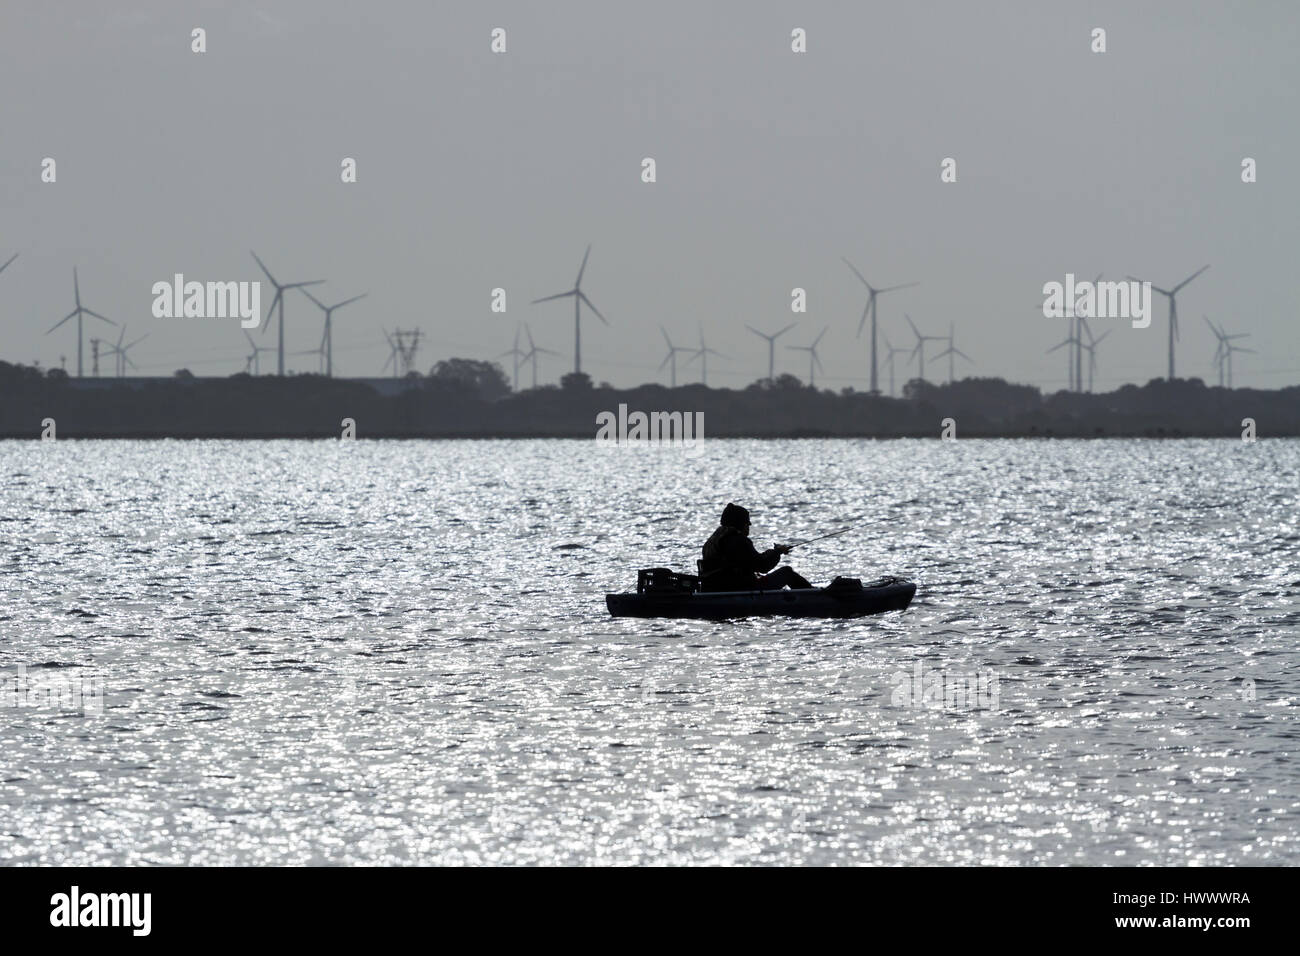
[637, 567, 700, 595]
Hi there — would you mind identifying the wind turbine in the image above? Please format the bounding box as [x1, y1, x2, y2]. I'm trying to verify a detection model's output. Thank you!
[1046, 322, 1082, 392]
[745, 323, 795, 381]
[47, 267, 116, 378]
[1222, 340, 1254, 390]
[904, 314, 945, 383]
[882, 332, 910, 397]
[251, 251, 324, 376]
[658, 327, 690, 388]
[498, 325, 527, 390]
[521, 324, 560, 389]
[531, 244, 609, 376]
[301, 288, 365, 378]
[786, 326, 828, 388]
[1079, 328, 1110, 393]
[687, 324, 725, 386]
[243, 330, 275, 375]
[1127, 265, 1209, 381]
[1039, 273, 1099, 392]
[1073, 274, 1102, 393]
[842, 258, 918, 394]
[932, 322, 973, 384]
[106, 325, 148, 377]
[1204, 316, 1251, 388]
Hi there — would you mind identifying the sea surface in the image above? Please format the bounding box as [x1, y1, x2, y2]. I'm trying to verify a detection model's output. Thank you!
[1, 438, 1297, 866]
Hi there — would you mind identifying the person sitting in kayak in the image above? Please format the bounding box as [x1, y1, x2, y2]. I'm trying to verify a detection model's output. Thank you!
[699, 503, 813, 592]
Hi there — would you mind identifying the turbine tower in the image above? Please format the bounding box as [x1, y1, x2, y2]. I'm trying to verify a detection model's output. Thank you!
[882, 332, 910, 397]
[498, 325, 527, 390]
[745, 323, 795, 381]
[1205, 316, 1251, 388]
[1080, 328, 1110, 393]
[842, 258, 917, 394]
[521, 324, 560, 389]
[658, 327, 690, 388]
[786, 326, 828, 388]
[47, 268, 115, 378]
[106, 325, 148, 377]
[251, 251, 323, 376]
[687, 324, 725, 386]
[1127, 265, 1209, 381]
[243, 330, 275, 375]
[904, 314, 945, 383]
[531, 244, 609, 376]
[301, 288, 366, 378]
[932, 322, 972, 384]
[1047, 322, 1083, 392]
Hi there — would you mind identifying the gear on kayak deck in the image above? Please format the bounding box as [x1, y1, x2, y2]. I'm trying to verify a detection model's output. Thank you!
[605, 568, 915, 619]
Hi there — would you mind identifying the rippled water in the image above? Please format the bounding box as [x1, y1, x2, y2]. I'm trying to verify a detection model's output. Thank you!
[1, 438, 1297, 865]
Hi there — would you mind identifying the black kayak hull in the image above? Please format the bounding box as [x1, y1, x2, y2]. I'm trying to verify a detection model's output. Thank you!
[605, 577, 916, 620]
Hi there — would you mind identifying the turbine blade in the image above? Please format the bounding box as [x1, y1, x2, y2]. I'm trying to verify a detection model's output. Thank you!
[905, 314, 922, 339]
[856, 301, 870, 337]
[532, 291, 575, 304]
[301, 287, 327, 310]
[261, 291, 282, 331]
[661, 326, 673, 350]
[250, 251, 277, 286]
[575, 244, 591, 287]
[774, 323, 795, 339]
[84, 308, 116, 325]
[48, 309, 78, 333]
[578, 291, 608, 324]
[877, 281, 919, 294]
[841, 257, 870, 288]
[0, 252, 17, 275]
[1173, 264, 1210, 293]
[334, 293, 367, 309]
[954, 349, 972, 362]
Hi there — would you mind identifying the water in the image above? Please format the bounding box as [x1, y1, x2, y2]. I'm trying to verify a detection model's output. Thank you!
[1, 438, 1297, 865]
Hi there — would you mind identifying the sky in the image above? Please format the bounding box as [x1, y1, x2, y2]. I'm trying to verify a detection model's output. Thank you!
[2, 1, 1298, 391]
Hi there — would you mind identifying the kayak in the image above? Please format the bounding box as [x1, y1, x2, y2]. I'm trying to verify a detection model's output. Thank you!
[605, 571, 916, 620]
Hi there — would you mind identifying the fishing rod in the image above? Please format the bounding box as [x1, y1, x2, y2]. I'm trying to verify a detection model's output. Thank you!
[785, 527, 852, 548]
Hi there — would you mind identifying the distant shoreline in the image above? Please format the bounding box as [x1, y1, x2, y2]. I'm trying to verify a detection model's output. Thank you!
[3, 361, 1297, 439]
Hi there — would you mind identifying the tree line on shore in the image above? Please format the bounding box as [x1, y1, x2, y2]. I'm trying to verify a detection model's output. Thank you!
[0, 358, 1295, 438]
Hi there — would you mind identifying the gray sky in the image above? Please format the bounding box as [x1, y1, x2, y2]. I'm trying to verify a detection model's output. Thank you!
[2, 1, 1297, 390]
